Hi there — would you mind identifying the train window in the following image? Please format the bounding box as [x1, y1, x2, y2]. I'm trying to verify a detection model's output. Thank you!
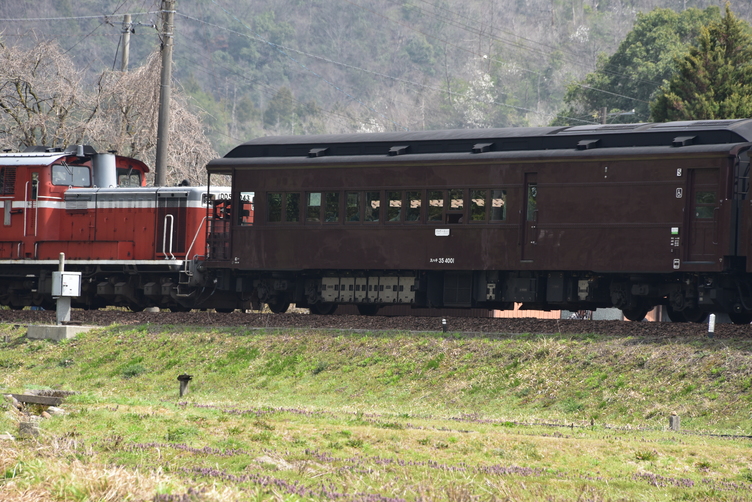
[428, 191, 443, 222]
[307, 192, 322, 222]
[695, 191, 717, 219]
[490, 189, 506, 221]
[346, 192, 360, 222]
[526, 184, 537, 221]
[407, 191, 421, 222]
[445, 189, 464, 224]
[470, 189, 486, 221]
[387, 191, 402, 222]
[449, 189, 464, 211]
[0, 168, 4, 194]
[51, 164, 91, 187]
[238, 192, 254, 226]
[365, 191, 380, 223]
[286, 193, 301, 222]
[117, 168, 141, 187]
[267, 193, 282, 222]
[325, 192, 340, 222]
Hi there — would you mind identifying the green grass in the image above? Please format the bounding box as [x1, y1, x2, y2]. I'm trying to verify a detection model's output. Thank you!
[2, 323, 752, 500]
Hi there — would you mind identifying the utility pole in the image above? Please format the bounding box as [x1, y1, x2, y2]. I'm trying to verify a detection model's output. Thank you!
[121, 14, 131, 71]
[155, 0, 175, 187]
[601, 107, 608, 125]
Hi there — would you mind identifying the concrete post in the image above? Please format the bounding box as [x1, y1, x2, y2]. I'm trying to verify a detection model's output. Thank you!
[177, 373, 192, 397]
[669, 414, 680, 431]
[56, 253, 71, 325]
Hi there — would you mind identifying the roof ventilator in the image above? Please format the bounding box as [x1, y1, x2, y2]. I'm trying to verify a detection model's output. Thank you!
[308, 147, 329, 157]
[577, 139, 600, 150]
[388, 145, 410, 156]
[672, 136, 696, 147]
[472, 143, 493, 153]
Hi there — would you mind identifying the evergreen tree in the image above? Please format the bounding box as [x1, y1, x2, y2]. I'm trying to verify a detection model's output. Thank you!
[651, 5, 752, 121]
[552, 7, 720, 126]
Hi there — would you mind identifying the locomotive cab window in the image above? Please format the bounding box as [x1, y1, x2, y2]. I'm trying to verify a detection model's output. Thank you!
[52, 164, 91, 187]
[116, 168, 141, 187]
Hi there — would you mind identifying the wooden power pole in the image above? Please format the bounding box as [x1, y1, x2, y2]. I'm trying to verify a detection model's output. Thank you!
[121, 14, 131, 71]
[155, 0, 175, 187]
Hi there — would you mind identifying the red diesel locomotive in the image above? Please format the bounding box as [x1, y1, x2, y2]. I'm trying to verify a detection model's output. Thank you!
[0, 145, 236, 311]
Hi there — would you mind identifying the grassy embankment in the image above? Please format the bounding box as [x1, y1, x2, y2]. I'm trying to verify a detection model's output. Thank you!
[1, 323, 752, 501]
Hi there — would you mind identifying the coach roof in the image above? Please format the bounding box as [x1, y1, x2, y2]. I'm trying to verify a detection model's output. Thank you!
[216, 119, 752, 163]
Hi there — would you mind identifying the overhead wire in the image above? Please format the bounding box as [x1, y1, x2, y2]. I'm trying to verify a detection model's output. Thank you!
[339, 0, 648, 106]
[410, 0, 664, 89]
[176, 36, 364, 131]
[176, 11, 598, 125]
[209, 0, 410, 131]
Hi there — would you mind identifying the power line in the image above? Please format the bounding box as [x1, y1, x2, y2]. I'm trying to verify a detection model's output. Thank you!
[175, 11, 598, 125]
[340, 0, 649, 106]
[410, 0, 664, 89]
[0, 11, 160, 22]
[208, 0, 410, 132]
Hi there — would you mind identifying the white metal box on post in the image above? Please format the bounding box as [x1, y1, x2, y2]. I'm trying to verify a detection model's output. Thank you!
[51, 271, 82, 298]
[52, 253, 81, 325]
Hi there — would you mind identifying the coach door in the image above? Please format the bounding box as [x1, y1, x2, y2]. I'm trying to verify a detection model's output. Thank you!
[521, 172, 537, 261]
[686, 168, 719, 263]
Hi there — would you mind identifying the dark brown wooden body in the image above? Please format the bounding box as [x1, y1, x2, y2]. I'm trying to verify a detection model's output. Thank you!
[204, 120, 752, 321]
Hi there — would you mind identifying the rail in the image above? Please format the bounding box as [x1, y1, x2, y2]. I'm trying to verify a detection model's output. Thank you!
[162, 214, 175, 260]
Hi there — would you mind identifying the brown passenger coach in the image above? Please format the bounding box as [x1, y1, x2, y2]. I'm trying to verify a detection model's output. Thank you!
[203, 119, 752, 323]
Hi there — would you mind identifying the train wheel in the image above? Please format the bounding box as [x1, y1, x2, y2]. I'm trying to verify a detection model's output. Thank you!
[622, 307, 649, 322]
[215, 308, 235, 313]
[128, 304, 145, 312]
[169, 304, 191, 312]
[356, 304, 380, 316]
[682, 308, 708, 324]
[309, 303, 338, 315]
[268, 299, 290, 314]
[729, 312, 752, 325]
[9, 305, 25, 311]
[666, 306, 687, 323]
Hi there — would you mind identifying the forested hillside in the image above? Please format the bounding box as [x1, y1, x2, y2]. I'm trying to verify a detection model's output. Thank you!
[1, 0, 751, 156]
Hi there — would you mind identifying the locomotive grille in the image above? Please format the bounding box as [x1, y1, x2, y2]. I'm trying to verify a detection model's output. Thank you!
[0, 167, 15, 195]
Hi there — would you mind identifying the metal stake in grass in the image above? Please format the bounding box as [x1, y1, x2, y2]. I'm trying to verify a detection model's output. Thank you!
[177, 374, 193, 397]
[708, 313, 716, 339]
[442, 318, 447, 333]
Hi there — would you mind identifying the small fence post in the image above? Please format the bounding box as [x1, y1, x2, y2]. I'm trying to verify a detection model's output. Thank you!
[669, 414, 680, 431]
[177, 374, 193, 397]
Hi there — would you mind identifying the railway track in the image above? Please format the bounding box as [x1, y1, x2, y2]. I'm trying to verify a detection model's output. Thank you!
[1, 309, 749, 338]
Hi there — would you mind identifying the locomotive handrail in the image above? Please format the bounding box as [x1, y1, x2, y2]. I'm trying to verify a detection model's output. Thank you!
[162, 214, 175, 260]
[23, 181, 28, 237]
[185, 216, 207, 262]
